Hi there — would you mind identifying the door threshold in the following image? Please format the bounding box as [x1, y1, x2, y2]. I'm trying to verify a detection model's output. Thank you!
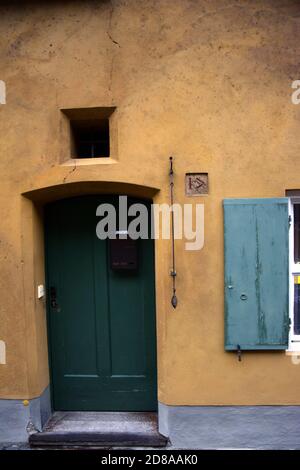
[29, 411, 168, 448]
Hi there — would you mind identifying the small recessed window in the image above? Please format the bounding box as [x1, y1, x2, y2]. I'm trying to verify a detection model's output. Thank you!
[61, 107, 115, 160]
[71, 119, 110, 158]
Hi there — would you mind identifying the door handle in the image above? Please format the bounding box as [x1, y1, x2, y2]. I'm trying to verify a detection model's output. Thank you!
[50, 286, 60, 311]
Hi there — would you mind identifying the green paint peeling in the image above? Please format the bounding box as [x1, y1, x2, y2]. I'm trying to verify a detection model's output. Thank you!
[255, 216, 267, 344]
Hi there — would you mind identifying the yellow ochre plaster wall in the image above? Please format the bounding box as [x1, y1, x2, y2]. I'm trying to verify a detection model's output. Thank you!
[0, 0, 300, 404]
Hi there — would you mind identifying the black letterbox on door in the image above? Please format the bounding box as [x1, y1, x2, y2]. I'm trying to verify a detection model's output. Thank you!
[109, 234, 138, 271]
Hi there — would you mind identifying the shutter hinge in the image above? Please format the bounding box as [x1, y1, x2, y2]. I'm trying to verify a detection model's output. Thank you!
[289, 215, 292, 227]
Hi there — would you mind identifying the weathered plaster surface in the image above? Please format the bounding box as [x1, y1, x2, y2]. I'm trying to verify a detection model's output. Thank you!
[159, 403, 300, 449]
[0, 386, 51, 442]
[0, 0, 300, 405]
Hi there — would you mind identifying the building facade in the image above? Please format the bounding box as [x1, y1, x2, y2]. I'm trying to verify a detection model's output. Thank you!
[1, 0, 300, 449]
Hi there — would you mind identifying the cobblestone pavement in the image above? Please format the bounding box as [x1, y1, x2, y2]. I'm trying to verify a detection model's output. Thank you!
[0, 443, 31, 450]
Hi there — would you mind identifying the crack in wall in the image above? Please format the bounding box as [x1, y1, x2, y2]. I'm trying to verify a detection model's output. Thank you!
[107, 0, 121, 48]
[107, 31, 121, 48]
[107, 0, 120, 93]
[63, 159, 77, 183]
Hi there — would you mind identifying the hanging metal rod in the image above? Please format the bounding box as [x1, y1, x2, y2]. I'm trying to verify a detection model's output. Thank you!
[169, 156, 177, 308]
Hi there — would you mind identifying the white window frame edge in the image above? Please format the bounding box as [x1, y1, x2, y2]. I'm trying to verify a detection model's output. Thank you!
[287, 197, 300, 352]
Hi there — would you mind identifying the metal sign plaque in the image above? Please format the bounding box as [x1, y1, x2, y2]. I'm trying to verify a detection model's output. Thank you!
[185, 173, 208, 196]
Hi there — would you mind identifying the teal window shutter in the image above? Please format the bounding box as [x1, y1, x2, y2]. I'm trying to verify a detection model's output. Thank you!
[224, 198, 289, 350]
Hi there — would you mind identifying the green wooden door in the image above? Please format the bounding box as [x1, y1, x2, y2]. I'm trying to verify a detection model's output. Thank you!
[45, 196, 157, 411]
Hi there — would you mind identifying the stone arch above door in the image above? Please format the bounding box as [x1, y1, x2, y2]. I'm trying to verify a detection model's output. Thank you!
[22, 180, 160, 205]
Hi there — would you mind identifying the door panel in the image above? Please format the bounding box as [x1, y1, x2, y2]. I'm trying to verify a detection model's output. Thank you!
[45, 196, 157, 411]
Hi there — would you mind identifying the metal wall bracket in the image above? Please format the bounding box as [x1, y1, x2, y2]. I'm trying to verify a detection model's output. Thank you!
[237, 344, 242, 362]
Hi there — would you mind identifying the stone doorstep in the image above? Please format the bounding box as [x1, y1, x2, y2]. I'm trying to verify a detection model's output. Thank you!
[29, 432, 168, 448]
[28, 411, 168, 448]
